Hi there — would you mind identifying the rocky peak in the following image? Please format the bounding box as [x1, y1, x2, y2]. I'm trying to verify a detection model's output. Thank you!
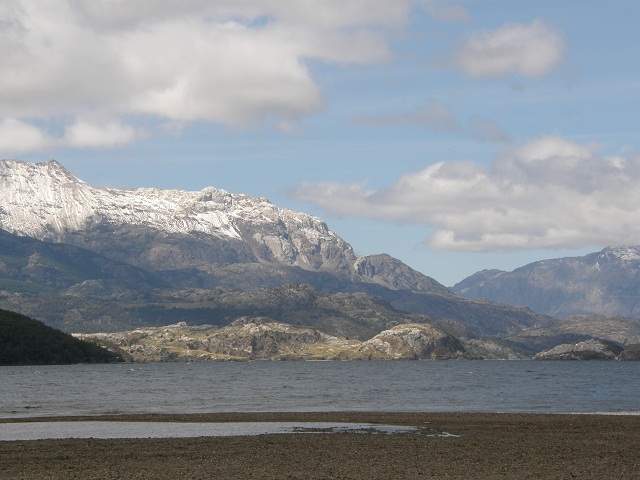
[0, 159, 351, 270]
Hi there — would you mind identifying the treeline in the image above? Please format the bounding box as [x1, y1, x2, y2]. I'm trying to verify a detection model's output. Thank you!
[0, 308, 122, 365]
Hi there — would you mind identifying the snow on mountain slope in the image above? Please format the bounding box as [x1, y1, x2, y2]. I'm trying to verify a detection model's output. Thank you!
[0, 159, 364, 278]
[0, 159, 358, 270]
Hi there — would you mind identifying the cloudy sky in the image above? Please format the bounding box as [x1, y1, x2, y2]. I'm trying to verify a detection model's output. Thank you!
[2, 0, 639, 286]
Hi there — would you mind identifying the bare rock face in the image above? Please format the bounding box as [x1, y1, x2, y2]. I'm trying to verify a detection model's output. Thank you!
[533, 339, 624, 360]
[358, 324, 468, 360]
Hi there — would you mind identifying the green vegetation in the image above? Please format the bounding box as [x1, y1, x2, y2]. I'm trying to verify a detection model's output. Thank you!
[0, 308, 123, 365]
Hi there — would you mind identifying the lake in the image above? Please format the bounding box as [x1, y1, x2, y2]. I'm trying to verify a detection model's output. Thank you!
[1, 360, 639, 419]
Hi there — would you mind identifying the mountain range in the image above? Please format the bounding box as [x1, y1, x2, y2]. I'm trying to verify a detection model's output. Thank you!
[452, 246, 640, 319]
[1, 159, 639, 359]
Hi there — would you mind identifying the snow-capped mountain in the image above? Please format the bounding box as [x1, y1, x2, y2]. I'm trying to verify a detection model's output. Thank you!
[0, 159, 346, 263]
[452, 246, 640, 318]
[0, 159, 444, 293]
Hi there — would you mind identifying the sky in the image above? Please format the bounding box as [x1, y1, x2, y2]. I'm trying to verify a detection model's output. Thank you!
[2, 0, 640, 286]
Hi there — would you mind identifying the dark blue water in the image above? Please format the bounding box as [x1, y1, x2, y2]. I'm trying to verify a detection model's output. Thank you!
[1, 360, 639, 418]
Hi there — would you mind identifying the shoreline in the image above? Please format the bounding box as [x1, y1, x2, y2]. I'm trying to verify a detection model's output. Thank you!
[2, 412, 639, 479]
[2, 409, 640, 424]
[2, 409, 640, 422]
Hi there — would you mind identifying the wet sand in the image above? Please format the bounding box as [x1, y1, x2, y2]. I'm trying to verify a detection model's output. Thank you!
[1, 412, 639, 479]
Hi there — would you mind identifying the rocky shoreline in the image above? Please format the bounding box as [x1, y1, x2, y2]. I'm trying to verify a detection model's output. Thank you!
[2, 412, 639, 479]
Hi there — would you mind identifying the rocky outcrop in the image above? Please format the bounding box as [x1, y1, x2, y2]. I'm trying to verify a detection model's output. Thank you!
[357, 324, 467, 360]
[533, 339, 624, 360]
[77, 319, 473, 362]
[77, 319, 357, 362]
[457, 337, 527, 360]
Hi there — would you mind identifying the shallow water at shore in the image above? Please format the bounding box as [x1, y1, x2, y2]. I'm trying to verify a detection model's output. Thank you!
[2, 360, 639, 418]
[0, 421, 438, 441]
[2, 413, 639, 479]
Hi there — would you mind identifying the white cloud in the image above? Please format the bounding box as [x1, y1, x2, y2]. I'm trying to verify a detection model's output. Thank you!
[0, 0, 412, 152]
[291, 136, 640, 251]
[63, 118, 143, 148]
[0, 118, 54, 153]
[0, 116, 143, 152]
[454, 19, 566, 78]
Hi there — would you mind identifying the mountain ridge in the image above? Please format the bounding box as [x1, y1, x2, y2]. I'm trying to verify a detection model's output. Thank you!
[0, 159, 599, 355]
[0, 159, 446, 295]
[452, 246, 640, 319]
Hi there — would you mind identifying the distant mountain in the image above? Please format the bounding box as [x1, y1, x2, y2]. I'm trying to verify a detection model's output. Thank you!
[5, 159, 638, 358]
[0, 308, 121, 365]
[0, 159, 445, 294]
[0, 159, 549, 340]
[452, 246, 640, 319]
[0, 227, 549, 338]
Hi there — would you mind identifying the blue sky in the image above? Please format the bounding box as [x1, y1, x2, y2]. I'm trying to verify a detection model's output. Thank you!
[2, 0, 640, 286]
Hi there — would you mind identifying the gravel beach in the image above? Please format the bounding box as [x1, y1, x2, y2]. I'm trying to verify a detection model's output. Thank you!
[1, 412, 639, 479]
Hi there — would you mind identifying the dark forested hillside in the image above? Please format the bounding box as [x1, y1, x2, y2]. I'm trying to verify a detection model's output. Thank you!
[0, 308, 122, 365]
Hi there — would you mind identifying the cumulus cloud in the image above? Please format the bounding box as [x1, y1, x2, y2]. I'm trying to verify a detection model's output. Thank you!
[0, 0, 412, 152]
[0, 117, 143, 153]
[291, 136, 640, 251]
[454, 19, 566, 78]
[62, 119, 143, 148]
[0, 118, 54, 153]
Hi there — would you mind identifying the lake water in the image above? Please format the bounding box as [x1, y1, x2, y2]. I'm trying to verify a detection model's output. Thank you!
[1, 360, 639, 419]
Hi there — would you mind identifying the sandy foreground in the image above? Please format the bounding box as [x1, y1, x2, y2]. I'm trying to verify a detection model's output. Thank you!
[1, 412, 639, 479]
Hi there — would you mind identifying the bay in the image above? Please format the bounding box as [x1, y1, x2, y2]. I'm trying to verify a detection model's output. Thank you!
[1, 360, 639, 419]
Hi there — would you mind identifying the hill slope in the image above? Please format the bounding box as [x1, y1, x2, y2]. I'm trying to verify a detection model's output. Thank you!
[0, 308, 122, 365]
